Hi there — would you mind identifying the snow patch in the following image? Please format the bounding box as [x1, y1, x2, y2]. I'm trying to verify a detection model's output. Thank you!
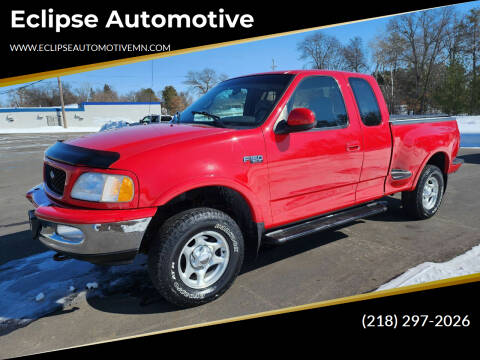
[99, 121, 130, 132]
[377, 244, 480, 290]
[85, 282, 98, 290]
[0, 251, 148, 331]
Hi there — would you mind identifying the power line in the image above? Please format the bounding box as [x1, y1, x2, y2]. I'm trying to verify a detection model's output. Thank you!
[0, 80, 45, 95]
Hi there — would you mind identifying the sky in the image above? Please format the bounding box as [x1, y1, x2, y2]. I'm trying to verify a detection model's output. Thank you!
[1, 1, 479, 105]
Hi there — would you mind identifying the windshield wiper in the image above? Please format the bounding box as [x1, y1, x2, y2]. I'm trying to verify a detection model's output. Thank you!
[191, 111, 225, 128]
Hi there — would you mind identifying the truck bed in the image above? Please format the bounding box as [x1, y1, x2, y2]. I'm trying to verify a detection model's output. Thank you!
[386, 114, 460, 194]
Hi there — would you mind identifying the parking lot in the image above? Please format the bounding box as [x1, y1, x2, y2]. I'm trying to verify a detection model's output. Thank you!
[1, 133, 479, 358]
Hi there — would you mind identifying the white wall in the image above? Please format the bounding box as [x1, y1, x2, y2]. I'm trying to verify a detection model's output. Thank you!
[0, 102, 162, 130]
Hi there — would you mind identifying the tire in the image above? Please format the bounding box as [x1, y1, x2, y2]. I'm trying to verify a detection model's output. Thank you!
[147, 207, 244, 307]
[401, 164, 445, 220]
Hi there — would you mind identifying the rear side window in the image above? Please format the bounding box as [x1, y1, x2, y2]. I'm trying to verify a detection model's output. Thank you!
[287, 76, 348, 129]
[349, 78, 382, 126]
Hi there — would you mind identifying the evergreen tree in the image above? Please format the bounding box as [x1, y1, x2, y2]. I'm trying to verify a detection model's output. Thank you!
[434, 60, 468, 114]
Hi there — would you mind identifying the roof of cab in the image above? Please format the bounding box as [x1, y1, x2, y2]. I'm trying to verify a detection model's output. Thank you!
[227, 69, 373, 81]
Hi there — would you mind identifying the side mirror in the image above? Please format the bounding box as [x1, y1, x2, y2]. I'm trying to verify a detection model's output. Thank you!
[275, 108, 316, 134]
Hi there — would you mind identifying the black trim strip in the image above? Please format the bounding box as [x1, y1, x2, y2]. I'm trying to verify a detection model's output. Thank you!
[45, 141, 120, 169]
[52, 249, 138, 265]
[453, 157, 464, 166]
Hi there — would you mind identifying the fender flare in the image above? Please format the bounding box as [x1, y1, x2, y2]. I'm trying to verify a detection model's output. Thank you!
[153, 177, 266, 224]
[410, 151, 451, 191]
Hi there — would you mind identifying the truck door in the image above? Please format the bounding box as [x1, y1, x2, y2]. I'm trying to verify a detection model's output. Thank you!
[347, 77, 392, 203]
[264, 75, 364, 227]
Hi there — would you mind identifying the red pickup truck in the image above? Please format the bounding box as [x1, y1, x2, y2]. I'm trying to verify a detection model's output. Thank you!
[27, 70, 463, 307]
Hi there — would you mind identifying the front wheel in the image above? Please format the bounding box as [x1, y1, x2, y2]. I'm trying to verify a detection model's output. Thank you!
[402, 164, 445, 220]
[147, 208, 244, 307]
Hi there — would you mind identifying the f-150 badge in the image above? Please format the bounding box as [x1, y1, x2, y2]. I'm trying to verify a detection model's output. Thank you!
[243, 155, 263, 164]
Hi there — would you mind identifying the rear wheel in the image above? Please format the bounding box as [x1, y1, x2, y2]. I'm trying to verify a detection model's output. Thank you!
[402, 164, 445, 220]
[147, 208, 244, 307]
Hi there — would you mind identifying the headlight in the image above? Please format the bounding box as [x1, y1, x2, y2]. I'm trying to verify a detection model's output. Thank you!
[71, 172, 134, 202]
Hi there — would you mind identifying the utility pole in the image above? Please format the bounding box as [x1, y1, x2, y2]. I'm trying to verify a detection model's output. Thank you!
[270, 59, 278, 71]
[57, 77, 67, 128]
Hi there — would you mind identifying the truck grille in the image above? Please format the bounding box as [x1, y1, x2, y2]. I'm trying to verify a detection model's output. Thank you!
[44, 164, 66, 195]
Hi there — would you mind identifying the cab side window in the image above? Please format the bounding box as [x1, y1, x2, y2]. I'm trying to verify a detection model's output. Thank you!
[287, 76, 348, 129]
[349, 77, 382, 126]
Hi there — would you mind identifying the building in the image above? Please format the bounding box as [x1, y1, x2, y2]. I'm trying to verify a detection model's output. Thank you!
[0, 102, 162, 131]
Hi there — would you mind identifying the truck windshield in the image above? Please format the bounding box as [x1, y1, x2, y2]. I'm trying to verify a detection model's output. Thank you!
[176, 74, 294, 128]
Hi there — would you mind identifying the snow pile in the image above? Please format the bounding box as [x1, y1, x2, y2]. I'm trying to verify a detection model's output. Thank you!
[0, 251, 148, 331]
[456, 116, 480, 148]
[456, 116, 480, 134]
[377, 244, 480, 290]
[85, 282, 98, 290]
[0, 126, 100, 134]
[99, 121, 130, 132]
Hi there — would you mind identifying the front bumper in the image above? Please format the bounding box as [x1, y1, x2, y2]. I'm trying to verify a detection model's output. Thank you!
[27, 184, 157, 265]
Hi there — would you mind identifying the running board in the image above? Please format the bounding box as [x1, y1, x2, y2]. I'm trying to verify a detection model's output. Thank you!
[264, 201, 388, 244]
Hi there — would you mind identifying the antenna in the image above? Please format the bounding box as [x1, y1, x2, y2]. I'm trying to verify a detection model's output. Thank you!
[57, 77, 67, 128]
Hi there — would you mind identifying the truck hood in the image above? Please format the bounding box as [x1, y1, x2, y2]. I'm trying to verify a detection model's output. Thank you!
[66, 123, 232, 161]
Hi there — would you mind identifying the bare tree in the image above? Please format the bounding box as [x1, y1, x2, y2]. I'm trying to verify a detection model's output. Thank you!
[178, 91, 192, 108]
[371, 32, 406, 113]
[89, 84, 119, 102]
[74, 82, 93, 103]
[463, 8, 480, 113]
[8, 82, 77, 107]
[120, 91, 137, 102]
[184, 68, 228, 95]
[445, 13, 468, 63]
[297, 31, 345, 70]
[129, 88, 160, 102]
[385, 8, 455, 113]
[342, 37, 368, 73]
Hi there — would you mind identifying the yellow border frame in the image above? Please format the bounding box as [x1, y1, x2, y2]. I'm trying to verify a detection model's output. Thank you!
[4, 3, 476, 356]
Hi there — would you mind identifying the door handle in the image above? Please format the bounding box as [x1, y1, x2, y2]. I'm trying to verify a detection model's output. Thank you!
[346, 144, 361, 152]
